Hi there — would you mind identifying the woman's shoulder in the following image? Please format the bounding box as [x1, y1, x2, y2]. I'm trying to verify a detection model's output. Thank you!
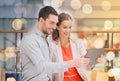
[70, 38, 84, 43]
[48, 35, 57, 44]
[70, 38, 85, 47]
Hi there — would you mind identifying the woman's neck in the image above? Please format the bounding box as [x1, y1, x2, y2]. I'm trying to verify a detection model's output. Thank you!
[60, 36, 70, 47]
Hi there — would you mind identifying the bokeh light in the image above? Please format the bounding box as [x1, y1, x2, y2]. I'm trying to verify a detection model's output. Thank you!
[106, 51, 115, 61]
[93, 38, 104, 48]
[51, 0, 63, 8]
[104, 20, 113, 30]
[101, 1, 111, 11]
[70, 0, 81, 10]
[82, 4, 93, 14]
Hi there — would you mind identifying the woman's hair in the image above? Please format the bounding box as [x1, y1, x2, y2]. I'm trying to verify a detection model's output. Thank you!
[52, 13, 72, 41]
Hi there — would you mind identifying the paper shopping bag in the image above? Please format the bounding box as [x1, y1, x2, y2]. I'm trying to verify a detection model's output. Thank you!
[0, 69, 5, 81]
[91, 69, 108, 81]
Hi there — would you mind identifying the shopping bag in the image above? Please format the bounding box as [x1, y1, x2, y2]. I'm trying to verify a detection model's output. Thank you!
[91, 69, 108, 81]
[0, 69, 5, 81]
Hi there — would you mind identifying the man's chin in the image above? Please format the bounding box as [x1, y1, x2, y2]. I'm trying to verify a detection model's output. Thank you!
[45, 31, 52, 35]
[48, 32, 53, 35]
[49, 30, 54, 34]
[43, 30, 53, 35]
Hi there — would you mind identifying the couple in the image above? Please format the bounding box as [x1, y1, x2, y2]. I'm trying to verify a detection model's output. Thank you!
[20, 6, 100, 81]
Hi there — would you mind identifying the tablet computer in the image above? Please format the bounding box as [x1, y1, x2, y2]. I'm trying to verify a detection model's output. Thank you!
[85, 48, 104, 65]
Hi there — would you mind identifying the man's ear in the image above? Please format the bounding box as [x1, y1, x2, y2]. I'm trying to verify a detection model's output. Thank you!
[39, 17, 44, 23]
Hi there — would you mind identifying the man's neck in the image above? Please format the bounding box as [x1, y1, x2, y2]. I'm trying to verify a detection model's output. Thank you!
[37, 24, 42, 31]
[37, 24, 49, 37]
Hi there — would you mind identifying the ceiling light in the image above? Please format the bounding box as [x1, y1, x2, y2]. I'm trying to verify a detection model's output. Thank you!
[5, 47, 16, 58]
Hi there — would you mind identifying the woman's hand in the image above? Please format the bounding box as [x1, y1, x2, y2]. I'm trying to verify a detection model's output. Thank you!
[96, 54, 104, 63]
[67, 55, 90, 68]
[75, 56, 90, 68]
[86, 54, 104, 70]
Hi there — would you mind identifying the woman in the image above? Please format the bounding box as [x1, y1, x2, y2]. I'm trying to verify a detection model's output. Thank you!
[51, 13, 90, 81]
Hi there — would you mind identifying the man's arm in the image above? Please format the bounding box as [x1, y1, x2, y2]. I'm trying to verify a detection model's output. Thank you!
[20, 37, 68, 74]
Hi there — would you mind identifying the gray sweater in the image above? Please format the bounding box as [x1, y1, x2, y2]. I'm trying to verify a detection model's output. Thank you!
[20, 28, 68, 81]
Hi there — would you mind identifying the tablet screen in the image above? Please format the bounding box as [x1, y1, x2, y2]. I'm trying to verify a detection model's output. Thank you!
[85, 48, 104, 65]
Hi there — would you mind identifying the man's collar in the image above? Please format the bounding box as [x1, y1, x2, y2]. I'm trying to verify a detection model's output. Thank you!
[34, 27, 48, 38]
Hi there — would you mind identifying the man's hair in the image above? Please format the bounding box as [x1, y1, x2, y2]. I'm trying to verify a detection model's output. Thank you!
[38, 6, 58, 21]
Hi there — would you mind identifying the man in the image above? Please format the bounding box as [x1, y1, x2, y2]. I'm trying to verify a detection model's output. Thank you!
[20, 6, 89, 81]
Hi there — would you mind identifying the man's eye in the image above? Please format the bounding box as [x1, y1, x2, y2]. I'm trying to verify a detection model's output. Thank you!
[50, 22, 54, 25]
[63, 26, 67, 28]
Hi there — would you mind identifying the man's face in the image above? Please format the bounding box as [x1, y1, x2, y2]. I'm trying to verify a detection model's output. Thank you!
[39, 14, 58, 35]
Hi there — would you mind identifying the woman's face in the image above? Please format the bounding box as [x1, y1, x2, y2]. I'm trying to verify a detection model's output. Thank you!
[57, 20, 72, 39]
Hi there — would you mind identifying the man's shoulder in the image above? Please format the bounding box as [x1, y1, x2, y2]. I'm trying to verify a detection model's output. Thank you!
[21, 31, 37, 45]
[22, 32, 35, 40]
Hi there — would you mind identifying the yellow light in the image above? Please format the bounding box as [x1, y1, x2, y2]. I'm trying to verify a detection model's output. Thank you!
[70, 0, 81, 10]
[12, 19, 24, 30]
[101, 1, 111, 11]
[107, 69, 114, 77]
[106, 51, 115, 61]
[104, 20, 113, 30]
[93, 38, 104, 48]
[112, 68, 120, 76]
[82, 4, 93, 14]
[5, 47, 16, 58]
[108, 68, 120, 77]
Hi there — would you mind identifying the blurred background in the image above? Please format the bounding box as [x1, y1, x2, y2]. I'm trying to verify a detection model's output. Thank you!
[0, 0, 120, 81]
[0, 0, 120, 49]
